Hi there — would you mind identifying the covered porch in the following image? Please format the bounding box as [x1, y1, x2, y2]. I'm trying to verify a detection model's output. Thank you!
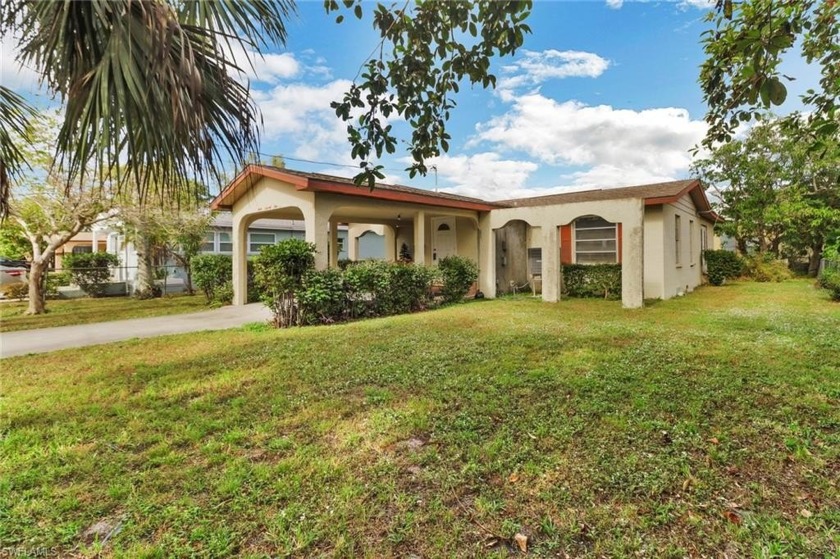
[210, 166, 500, 305]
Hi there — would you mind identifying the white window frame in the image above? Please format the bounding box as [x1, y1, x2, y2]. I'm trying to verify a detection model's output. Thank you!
[675, 214, 682, 267]
[218, 232, 232, 253]
[573, 217, 618, 265]
[689, 219, 695, 266]
[200, 231, 216, 253]
[248, 232, 276, 254]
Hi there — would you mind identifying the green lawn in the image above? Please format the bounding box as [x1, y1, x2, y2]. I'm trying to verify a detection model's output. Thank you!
[0, 294, 209, 333]
[2, 280, 838, 558]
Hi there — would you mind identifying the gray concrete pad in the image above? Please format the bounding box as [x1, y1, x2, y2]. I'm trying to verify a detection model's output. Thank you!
[0, 303, 272, 358]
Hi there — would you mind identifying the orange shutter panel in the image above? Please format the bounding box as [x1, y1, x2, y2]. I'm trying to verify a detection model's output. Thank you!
[560, 225, 573, 264]
[617, 223, 623, 264]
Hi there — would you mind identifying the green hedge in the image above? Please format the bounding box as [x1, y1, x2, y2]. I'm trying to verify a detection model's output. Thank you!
[562, 264, 621, 300]
[63, 252, 120, 297]
[744, 254, 792, 282]
[192, 254, 233, 303]
[703, 250, 743, 286]
[438, 255, 479, 304]
[818, 267, 840, 301]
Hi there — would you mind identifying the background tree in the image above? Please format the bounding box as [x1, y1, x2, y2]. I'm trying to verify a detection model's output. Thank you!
[0, 220, 30, 260]
[7, 112, 113, 314]
[699, 0, 839, 149]
[11, 185, 112, 314]
[778, 133, 840, 274]
[160, 210, 214, 295]
[692, 120, 789, 255]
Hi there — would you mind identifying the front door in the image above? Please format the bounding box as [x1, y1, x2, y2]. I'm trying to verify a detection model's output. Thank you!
[432, 217, 457, 263]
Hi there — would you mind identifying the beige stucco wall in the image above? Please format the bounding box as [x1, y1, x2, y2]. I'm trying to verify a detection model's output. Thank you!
[489, 198, 645, 308]
[643, 206, 665, 300]
[655, 194, 716, 299]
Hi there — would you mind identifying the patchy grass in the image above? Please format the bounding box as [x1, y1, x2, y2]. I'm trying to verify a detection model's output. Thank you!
[1, 280, 838, 557]
[0, 294, 209, 332]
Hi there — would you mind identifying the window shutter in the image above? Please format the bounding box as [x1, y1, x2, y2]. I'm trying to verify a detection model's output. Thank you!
[560, 225, 573, 264]
[617, 223, 623, 264]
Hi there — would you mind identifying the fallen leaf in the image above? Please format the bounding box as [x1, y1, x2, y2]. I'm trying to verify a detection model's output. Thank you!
[514, 533, 528, 553]
[508, 473, 520, 483]
[707, 437, 719, 445]
[799, 508, 812, 518]
[723, 510, 741, 525]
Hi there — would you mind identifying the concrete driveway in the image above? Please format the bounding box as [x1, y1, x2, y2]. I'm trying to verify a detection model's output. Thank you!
[0, 303, 272, 358]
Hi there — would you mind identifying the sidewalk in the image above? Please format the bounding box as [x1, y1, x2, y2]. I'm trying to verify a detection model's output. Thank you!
[0, 303, 272, 358]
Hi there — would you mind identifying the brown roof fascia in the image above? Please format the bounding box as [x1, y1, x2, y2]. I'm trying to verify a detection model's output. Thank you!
[642, 179, 701, 206]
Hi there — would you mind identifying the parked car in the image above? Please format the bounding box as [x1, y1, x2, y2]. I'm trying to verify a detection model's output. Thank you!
[0, 257, 29, 296]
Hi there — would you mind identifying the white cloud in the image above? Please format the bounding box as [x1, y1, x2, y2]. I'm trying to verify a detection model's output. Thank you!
[228, 44, 301, 84]
[420, 152, 539, 200]
[472, 94, 707, 188]
[606, 0, 624, 9]
[0, 34, 42, 92]
[499, 50, 610, 90]
[253, 79, 353, 159]
[679, 0, 714, 9]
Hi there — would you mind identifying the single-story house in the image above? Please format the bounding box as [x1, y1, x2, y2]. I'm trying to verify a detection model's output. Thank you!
[211, 166, 722, 308]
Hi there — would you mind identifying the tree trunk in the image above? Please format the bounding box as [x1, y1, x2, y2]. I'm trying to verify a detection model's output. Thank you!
[25, 260, 47, 315]
[808, 244, 823, 277]
[134, 233, 158, 299]
[185, 264, 194, 295]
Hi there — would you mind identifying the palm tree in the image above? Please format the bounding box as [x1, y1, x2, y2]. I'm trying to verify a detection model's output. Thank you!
[0, 0, 295, 216]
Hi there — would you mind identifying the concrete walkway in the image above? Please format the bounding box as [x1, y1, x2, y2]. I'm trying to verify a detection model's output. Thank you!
[0, 303, 272, 358]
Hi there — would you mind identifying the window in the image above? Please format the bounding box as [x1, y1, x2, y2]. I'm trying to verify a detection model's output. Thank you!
[574, 216, 617, 264]
[249, 232, 275, 253]
[200, 232, 215, 252]
[675, 215, 682, 266]
[528, 248, 542, 276]
[700, 225, 708, 252]
[218, 232, 232, 253]
[689, 219, 695, 265]
[72, 245, 93, 254]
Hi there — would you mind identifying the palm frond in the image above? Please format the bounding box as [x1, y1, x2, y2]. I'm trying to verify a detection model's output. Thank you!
[9, 0, 296, 206]
[0, 86, 36, 220]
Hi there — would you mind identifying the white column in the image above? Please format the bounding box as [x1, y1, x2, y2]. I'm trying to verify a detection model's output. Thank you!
[541, 225, 560, 303]
[621, 201, 645, 309]
[232, 215, 250, 306]
[478, 213, 495, 297]
[413, 211, 426, 265]
[329, 219, 339, 268]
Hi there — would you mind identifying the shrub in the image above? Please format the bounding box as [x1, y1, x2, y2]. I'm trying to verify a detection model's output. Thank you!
[438, 255, 478, 304]
[343, 260, 392, 317]
[703, 250, 744, 286]
[192, 254, 233, 302]
[385, 263, 436, 313]
[298, 268, 346, 324]
[818, 268, 840, 301]
[744, 254, 792, 282]
[6, 282, 28, 300]
[46, 271, 71, 299]
[253, 239, 316, 327]
[63, 252, 120, 297]
[562, 264, 622, 299]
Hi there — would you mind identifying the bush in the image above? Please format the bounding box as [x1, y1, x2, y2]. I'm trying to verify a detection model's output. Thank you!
[744, 254, 792, 282]
[297, 268, 346, 324]
[818, 268, 840, 301]
[385, 263, 436, 313]
[703, 250, 744, 286]
[192, 254, 233, 302]
[6, 282, 28, 300]
[46, 271, 71, 299]
[63, 252, 120, 297]
[343, 260, 391, 317]
[562, 264, 622, 299]
[253, 239, 316, 327]
[438, 255, 478, 304]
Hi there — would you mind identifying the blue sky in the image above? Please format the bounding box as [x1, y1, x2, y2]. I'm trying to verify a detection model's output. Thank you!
[1, 0, 819, 200]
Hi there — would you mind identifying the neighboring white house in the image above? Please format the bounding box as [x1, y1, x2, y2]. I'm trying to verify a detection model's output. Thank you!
[211, 166, 722, 308]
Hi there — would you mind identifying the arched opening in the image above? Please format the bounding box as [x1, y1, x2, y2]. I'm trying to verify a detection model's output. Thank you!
[494, 219, 541, 295]
[560, 215, 624, 301]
